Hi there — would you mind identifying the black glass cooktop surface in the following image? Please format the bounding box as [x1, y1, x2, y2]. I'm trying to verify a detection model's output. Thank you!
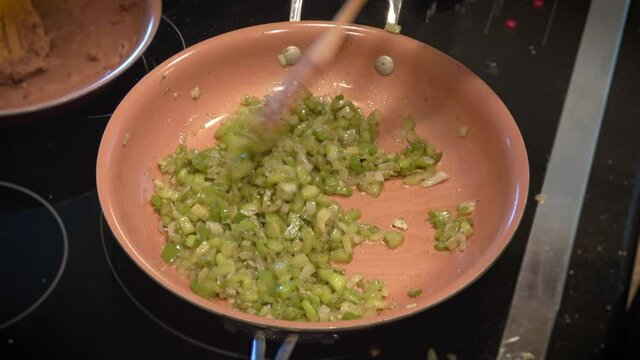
[1, 1, 639, 359]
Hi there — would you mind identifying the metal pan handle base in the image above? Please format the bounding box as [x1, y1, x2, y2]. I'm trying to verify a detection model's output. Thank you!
[251, 332, 299, 360]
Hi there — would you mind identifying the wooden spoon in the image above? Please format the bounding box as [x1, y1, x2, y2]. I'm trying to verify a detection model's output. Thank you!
[261, 0, 368, 125]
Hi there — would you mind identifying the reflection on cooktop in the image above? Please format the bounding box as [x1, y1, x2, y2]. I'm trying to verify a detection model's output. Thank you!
[0, 182, 68, 330]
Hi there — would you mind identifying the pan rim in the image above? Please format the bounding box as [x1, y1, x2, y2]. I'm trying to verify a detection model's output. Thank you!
[97, 20, 530, 333]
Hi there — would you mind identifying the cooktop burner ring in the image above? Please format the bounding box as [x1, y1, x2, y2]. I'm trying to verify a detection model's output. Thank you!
[99, 213, 247, 359]
[161, 14, 187, 50]
[137, 14, 187, 74]
[0, 181, 69, 330]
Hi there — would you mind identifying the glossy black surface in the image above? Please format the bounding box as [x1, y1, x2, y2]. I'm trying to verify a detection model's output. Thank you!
[0, 0, 638, 359]
[0, 188, 65, 327]
[549, 2, 640, 358]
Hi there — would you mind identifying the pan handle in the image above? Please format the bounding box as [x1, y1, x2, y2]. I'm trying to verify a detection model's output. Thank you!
[385, 0, 402, 28]
[290, 0, 403, 31]
[250, 332, 299, 360]
[250, 332, 266, 360]
[274, 334, 299, 360]
[290, 0, 303, 21]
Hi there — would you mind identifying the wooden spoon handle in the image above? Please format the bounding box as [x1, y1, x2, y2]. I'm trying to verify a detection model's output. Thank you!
[262, 0, 368, 125]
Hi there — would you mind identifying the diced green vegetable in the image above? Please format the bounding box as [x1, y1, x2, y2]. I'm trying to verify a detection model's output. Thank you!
[344, 209, 361, 222]
[191, 278, 217, 299]
[152, 92, 448, 322]
[301, 299, 319, 322]
[383, 231, 404, 249]
[428, 201, 476, 251]
[301, 185, 320, 200]
[177, 216, 195, 234]
[457, 200, 476, 216]
[161, 242, 181, 264]
[330, 249, 352, 263]
[184, 234, 197, 248]
[342, 311, 361, 320]
[421, 170, 449, 188]
[408, 288, 423, 298]
[318, 269, 346, 292]
[189, 204, 210, 221]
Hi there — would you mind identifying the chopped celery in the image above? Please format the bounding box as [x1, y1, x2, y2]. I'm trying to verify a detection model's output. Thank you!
[403, 171, 434, 186]
[301, 299, 319, 322]
[344, 209, 361, 222]
[358, 224, 380, 238]
[152, 92, 448, 322]
[318, 269, 346, 292]
[342, 311, 361, 320]
[408, 288, 423, 298]
[161, 242, 181, 264]
[383, 231, 404, 249]
[421, 171, 449, 188]
[457, 200, 476, 216]
[177, 216, 195, 234]
[335, 185, 353, 196]
[184, 234, 197, 248]
[316, 208, 332, 234]
[189, 204, 210, 221]
[363, 144, 378, 156]
[191, 278, 217, 299]
[330, 249, 353, 263]
[151, 194, 163, 209]
[428, 201, 476, 251]
[275, 282, 295, 299]
[301, 184, 320, 200]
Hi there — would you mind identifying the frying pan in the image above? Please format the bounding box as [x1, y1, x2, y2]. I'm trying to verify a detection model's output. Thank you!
[96, 0, 529, 358]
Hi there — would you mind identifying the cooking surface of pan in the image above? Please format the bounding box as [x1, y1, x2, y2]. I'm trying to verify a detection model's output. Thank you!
[97, 21, 528, 332]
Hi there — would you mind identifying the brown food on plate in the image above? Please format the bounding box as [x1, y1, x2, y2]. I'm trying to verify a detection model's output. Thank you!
[0, 0, 51, 85]
[0, 0, 145, 111]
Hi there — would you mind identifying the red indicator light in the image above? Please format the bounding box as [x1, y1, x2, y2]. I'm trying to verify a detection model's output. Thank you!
[505, 19, 517, 29]
[533, 0, 544, 8]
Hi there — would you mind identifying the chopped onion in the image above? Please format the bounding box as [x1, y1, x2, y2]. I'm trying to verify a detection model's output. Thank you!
[421, 171, 449, 188]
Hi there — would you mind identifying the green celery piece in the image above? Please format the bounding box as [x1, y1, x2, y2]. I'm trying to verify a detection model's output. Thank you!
[318, 269, 346, 292]
[160, 242, 181, 263]
[330, 249, 352, 263]
[191, 278, 217, 299]
[383, 231, 404, 249]
[342, 311, 361, 320]
[301, 299, 319, 322]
